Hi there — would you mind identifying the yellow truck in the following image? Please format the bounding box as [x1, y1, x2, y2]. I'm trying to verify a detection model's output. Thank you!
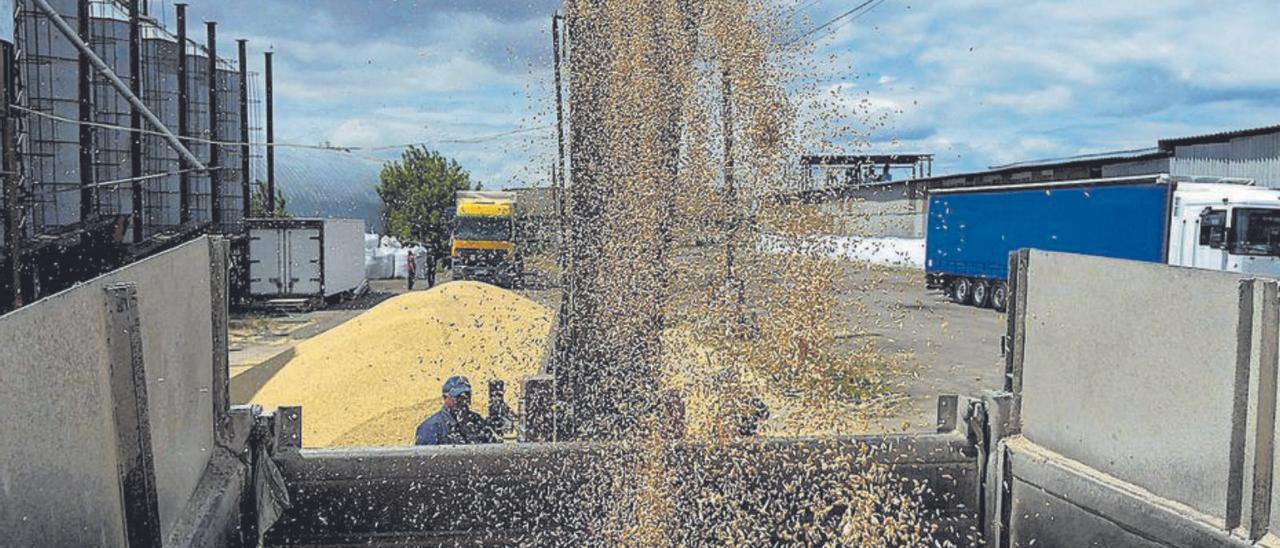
[451, 191, 520, 288]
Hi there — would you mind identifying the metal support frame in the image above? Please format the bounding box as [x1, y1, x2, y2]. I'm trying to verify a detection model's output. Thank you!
[264, 51, 274, 216]
[129, 0, 143, 242]
[176, 3, 189, 223]
[2, 39, 21, 310]
[206, 22, 219, 226]
[103, 283, 163, 546]
[237, 39, 250, 218]
[77, 0, 94, 222]
[275, 405, 302, 452]
[29, 0, 205, 171]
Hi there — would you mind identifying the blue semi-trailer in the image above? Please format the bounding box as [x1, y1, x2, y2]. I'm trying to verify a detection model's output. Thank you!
[925, 174, 1280, 310]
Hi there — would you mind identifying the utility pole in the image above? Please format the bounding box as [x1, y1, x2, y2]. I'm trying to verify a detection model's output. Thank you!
[264, 51, 275, 216]
[207, 22, 220, 227]
[176, 3, 189, 223]
[237, 40, 250, 219]
[129, 0, 143, 242]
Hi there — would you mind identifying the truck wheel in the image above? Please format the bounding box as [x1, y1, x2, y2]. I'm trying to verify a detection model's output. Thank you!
[951, 278, 972, 304]
[971, 280, 991, 308]
[991, 282, 1009, 312]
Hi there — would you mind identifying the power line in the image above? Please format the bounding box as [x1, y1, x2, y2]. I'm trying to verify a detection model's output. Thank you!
[789, 0, 888, 45]
[789, 0, 824, 19]
[361, 125, 556, 149]
[9, 104, 553, 155]
[45, 166, 232, 195]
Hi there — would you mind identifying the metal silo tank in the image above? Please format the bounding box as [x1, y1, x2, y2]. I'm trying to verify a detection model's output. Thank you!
[89, 11, 133, 237]
[216, 65, 242, 229]
[142, 31, 180, 235]
[186, 45, 210, 225]
[17, 0, 82, 235]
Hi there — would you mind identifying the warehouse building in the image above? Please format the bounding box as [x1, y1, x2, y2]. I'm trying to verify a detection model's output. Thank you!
[807, 124, 1280, 239]
[269, 147, 384, 233]
[792, 154, 934, 239]
[921, 124, 1280, 190]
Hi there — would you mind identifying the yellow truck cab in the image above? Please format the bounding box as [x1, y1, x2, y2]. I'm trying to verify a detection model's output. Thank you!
[451, 191, 519, 288]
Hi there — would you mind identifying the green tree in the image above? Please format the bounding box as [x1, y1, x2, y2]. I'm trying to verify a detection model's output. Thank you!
[250, 180, 289, 218]
[377, 146, 477, 257]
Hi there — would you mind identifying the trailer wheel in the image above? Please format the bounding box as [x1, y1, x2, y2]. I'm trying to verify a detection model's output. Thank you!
[991, 281, 1009, 313]
[951, 278, 972, 304]
[971, 280, 991, 308]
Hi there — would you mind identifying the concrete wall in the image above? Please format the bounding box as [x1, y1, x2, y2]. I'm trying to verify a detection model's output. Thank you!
[0, 238, 220, 545]
[816, 183, 924, 238]
[1001, 437, 1252, 548]
[97, 240, 217, 539]
[1015, 250, 1247, 519]
[0, 279, 127, 546]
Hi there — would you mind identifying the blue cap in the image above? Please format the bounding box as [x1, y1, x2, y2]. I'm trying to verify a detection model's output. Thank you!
[443, 376, 472, 397]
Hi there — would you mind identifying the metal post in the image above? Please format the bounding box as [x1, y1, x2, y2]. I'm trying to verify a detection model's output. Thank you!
[103, 283, 163, 546]
[206, 22, 220, 227]
[176, 3, 189, 223]
[237, 40, 250, 218]
[722, 69, 744, 323]
[129, 0, 143, 242]
[2, 39, 21, 310]
[77, 0, 93, 222]
[551, 14, 567, 273]
[264, 51, 275, 216]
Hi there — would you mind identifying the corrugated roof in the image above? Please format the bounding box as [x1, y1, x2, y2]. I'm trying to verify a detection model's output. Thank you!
[256, 147, 386, 233]
[1158, 124, 1280, 149]
[989, 147, 1164, 170]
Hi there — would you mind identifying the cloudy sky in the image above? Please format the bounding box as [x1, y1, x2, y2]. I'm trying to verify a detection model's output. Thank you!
[172, 0, 1280, 186]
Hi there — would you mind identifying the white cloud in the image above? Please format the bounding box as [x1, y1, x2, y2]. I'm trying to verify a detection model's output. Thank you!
[800, 0, 1280, 173]
[986, 85, 1074, 115]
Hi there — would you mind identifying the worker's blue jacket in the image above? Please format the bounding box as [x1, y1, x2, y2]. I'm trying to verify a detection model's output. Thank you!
[415, 407, 494, 445]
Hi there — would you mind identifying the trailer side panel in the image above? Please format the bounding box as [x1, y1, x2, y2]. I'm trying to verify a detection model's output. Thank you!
[926, 181, 1170, 280]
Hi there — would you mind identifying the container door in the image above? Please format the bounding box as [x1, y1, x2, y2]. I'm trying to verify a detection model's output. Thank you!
[248, 228, 284, 296]
[286, 227, 323, 295]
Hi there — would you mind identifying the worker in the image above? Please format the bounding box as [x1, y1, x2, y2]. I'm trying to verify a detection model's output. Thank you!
[406, 249, 417, 291]
[415, 376, 497, 445]
[423, 241, 437, 288]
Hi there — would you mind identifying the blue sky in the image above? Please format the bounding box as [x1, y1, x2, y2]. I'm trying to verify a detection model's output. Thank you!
[173, 0, 1280, 186]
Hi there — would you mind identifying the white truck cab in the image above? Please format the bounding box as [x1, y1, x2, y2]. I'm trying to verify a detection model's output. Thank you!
[1170, 181, 1280, 277]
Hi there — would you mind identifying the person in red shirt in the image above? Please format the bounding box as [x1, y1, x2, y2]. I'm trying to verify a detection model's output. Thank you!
[406, 250, 416, 290]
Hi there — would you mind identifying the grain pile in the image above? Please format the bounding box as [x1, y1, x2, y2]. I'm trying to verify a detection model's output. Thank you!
[245, 281, 551, 447]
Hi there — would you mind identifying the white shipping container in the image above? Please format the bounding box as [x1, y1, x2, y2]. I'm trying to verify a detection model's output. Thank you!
[247, 218, 366, 299]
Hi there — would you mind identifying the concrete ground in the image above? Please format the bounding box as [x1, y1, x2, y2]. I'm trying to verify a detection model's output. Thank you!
[837, 265, 1006, 431]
